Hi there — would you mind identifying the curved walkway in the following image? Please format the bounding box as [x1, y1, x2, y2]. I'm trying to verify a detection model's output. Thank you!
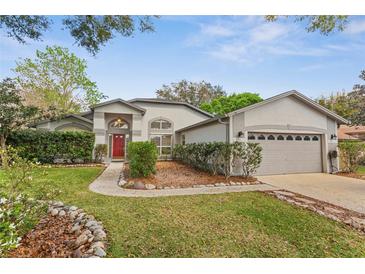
[89, 162, 277, 197]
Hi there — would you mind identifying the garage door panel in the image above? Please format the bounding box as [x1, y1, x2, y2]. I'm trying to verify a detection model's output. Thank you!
[248, 133, 322, 175]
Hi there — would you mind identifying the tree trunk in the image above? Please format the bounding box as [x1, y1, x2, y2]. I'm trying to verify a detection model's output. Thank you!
[0, 134, 7, 168]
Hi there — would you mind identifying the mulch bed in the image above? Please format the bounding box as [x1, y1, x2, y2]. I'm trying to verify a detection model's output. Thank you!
[336, 172, 365, 180]
[123, 161, 257, 188]
[8, 215, 77, 258]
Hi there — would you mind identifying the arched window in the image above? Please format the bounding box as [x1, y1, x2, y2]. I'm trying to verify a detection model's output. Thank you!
[312, 136, 319, 141]
[268, 135, 275, 140]
[304, 136, 310, 141]
[248, 135, 256, 140]
[286, 135, 293, 141]
[277, 135, 284, 140]
[258, 135, 265, 140]
[151, 119, 172, 130]
[295, 136, 302, 141]
[110, 118, 129, 129]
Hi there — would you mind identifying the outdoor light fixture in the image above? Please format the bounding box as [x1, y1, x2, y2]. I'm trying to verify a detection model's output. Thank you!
[238, 131, 244, 137]
[330, 134, 337, 140]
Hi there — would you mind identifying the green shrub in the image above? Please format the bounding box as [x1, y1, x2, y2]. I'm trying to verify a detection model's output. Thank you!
[7, 129, 95, 164]
[173, 141, 262, 178]
[94, 144, 108, 163]
[338, 140, 365, 172]
[128, 141, 158, 177]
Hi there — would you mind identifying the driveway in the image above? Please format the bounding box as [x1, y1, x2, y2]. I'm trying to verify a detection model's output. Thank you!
[257, 173, 365, 214]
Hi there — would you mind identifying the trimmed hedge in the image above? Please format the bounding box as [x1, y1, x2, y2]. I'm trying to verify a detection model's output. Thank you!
[173, 141, 262, 178]
[128, 141, 158, 178]
[7, 129, 95, 163]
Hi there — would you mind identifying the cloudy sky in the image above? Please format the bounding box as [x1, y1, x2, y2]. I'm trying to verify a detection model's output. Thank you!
[1, 15, 365, 100]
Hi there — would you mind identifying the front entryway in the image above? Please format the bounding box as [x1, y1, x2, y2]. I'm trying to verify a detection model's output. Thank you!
[112, 134, 125, 159]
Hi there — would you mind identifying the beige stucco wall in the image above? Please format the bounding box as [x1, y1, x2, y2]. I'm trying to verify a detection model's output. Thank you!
[181, 122, 227, 144]
[131, 102, 210, 144]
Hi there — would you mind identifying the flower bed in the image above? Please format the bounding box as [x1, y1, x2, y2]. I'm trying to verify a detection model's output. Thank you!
[9, 201, 107, 258]
[120, 161, 260, 190]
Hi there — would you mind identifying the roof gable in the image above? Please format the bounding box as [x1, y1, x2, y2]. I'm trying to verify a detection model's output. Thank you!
[227, 90, 348, 124]
[91, 99, 146, 114]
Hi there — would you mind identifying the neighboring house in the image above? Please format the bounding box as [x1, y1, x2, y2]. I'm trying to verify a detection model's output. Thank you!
[338, 125, 365, 141]
[33, 90, 348, 175]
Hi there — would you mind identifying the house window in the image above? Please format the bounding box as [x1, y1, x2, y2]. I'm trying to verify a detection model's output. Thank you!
[268, 135, 275, 140]
[277, 135, 284, 140]
[151, 119, 172, 130]
[150, 135, 172, 156]
[286, 135, 293, 141]
[248, 135, 255, 140]
[295, 136, 302, 141]
[110, 118, 129, 129]
[304, 136, 311, 141]
[258, 135, 265, 140]
[312, 136, 319, 141]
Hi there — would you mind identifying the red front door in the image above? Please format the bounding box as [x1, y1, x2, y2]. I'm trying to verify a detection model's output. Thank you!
[112, 134, 125, 159]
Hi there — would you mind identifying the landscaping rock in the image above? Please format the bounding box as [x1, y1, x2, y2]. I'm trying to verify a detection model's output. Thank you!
[53, 201, 64, 207]
[50, 209, 59, 216]
[58, 210, 66, 216]
[206, 184, 215, 187]
[94, 246, 106, 257]
[85, 220, 98, 228]
[145, 184, 156, 190]
[214, 183, 226, 187]
[193, 184, 204, 188]
[134, 181, 145, 190]
[75, 234, 88, 248]
[69, 206, 78, 211]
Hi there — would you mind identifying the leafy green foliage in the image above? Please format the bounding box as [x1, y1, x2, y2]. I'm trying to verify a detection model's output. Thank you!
[94, 144, 108, 163]
[156, 80, 226, 107]
[0, 147, 53, 256]
[14, 46, 106, 118]
[173, 141, 262, 178]
[232, 142, 262, 177]
[0, 16, 50, 44]
[200, 92, 263, 115]
[0, 78, 39, 159]
[265, 16, 348, 35]
[7, 129, 95, 164]
[0, 15, 157, 55]
[127, 141, 158, 177]
[338, 141, 365, 173]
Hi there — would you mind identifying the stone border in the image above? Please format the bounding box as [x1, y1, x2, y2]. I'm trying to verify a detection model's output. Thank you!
[265, 190, 365, 233]
[48, 201, 107, 258]
[45, 163, 106, 168]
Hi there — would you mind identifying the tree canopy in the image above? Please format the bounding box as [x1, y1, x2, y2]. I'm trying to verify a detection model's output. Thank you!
[0, 78, 39, 151]
[156, 80, 226, 107]
[14, 45, 106, 119]
[0, 16, 157, 55]
[265, 16, 348, 35]
[200, 92, 263, 116]
[318, 69, 365, 125]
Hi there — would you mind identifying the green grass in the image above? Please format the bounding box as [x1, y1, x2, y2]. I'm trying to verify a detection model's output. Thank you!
[1, 167, 365, 257]
[357, 166, 365, 175]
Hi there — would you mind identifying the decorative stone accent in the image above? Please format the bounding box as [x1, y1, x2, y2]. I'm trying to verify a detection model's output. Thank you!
[266, 190, 365, 233]
[145, 184, 156, 190]
[48, 201, 107, 258]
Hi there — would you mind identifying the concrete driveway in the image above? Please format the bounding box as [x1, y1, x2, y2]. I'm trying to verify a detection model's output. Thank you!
[257, 173, 365, 214]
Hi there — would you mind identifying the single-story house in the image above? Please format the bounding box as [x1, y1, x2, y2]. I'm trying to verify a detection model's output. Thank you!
[33, 90, 348, 175]
[338, 125, 365, 141]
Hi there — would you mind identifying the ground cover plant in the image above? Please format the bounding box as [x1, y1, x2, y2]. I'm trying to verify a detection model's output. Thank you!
[1, 166, 365, 258]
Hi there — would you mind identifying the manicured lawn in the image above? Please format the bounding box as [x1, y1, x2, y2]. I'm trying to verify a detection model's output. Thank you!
[1, 167, 365, 257]
[357, 166, 365, 175]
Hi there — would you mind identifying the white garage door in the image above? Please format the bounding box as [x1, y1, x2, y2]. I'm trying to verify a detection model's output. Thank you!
[248, 132, 322, 175]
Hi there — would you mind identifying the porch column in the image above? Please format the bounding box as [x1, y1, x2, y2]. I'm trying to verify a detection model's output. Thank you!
[131, 114, 143, 142]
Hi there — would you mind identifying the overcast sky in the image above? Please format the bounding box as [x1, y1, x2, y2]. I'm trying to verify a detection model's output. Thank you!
[1, 15, 365, 100]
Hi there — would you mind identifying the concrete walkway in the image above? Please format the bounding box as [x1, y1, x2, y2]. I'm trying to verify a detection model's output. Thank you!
[258, 173, 365, 214]
[89, 163, 277, 197]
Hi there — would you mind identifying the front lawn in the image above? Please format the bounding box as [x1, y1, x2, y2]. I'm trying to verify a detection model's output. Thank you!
[358, 166, 365, 175]
[1, 167, 365, 257]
